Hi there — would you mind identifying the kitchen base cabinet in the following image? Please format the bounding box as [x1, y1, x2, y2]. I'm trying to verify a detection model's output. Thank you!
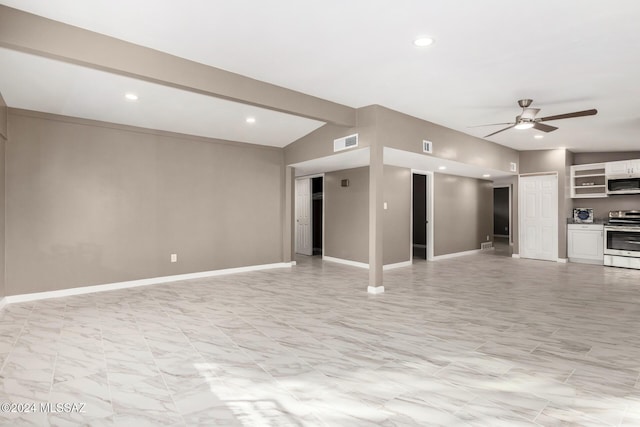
[568, 224, 604, 265]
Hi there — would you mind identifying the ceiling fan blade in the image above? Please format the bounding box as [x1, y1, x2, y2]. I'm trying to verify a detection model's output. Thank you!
[468, 122, 514, 128]
[484, 125, 515, 138]
[521, 108, 540, 120]
[538, 109, 597, 122]
[533, 122, 558, 133]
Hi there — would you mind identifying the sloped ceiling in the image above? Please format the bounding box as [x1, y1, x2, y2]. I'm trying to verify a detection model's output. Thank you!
[1, 0, 639, 151]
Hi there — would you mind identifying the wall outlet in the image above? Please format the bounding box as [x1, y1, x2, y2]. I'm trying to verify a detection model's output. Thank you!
[383, 202, 388, 210]
[170, 253, 177, 263]
[486, 235, 490, 241]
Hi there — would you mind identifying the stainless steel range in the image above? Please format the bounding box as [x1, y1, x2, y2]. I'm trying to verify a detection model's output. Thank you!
[604, 210, 640, 269]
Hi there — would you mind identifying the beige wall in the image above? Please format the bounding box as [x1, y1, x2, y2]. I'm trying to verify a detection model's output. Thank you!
[573, 151, 640, 165]
[6, 110, 285, 296]
[0, 92, 7, 140]
[324, 165, 411, 265]
[376, 106, 519, 174]
[519, 149, 570, 258]
[324, 167, 369, 263]
[383, 166, 411, 265]
[433, 174, 493, 256]
[574, 196, 640, 220]
[284, 106, 377, 166]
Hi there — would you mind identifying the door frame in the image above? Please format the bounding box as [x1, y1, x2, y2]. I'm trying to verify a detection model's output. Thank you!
[493, 184, 512, 244]
[295, 173, 325, 256]
[410, 170, 434, 261]
[518, 172, 558, 261]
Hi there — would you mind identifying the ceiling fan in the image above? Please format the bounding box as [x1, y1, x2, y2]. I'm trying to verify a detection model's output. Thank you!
[476, 99, 597, 138]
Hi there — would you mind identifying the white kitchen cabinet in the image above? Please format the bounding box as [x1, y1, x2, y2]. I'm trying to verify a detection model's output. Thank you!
[605, 159, 640, 176]
[570, 163, 606, 198]
[568, 224, 604, 265]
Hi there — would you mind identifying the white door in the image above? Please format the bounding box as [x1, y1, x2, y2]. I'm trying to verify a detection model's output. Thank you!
[295, 178, 312, 255]
[519, 174, 558, 261]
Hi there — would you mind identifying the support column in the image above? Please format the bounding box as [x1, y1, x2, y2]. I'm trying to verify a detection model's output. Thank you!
[368, 141, 384, 294]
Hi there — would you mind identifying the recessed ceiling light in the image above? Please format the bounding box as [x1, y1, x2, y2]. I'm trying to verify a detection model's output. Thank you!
[438, 166, 447, 170]
[413, 37, 435, 47]
[534, 134, 544, 139]
[125, 93, 138, 101]
[246, 117, 256, 124]
[483, 174, 491, 178]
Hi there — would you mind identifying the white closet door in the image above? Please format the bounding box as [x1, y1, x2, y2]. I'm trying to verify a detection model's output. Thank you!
[519, 174, 558, 261]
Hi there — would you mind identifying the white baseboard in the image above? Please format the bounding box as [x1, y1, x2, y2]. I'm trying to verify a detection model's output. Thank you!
[557, 258, 568, 264]
[431, 249, 482, 261]
[383, 260, 412, 271]
[367, 286, 385, 294]
[569, 257, 603, 265]
[512, 254, 521, 259]
[322, 256, 369, 269]
[323, 256, 411, 271]
[3, 262, 295, 305]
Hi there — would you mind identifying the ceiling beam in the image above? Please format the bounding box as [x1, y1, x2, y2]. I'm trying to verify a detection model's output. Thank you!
[0, 5, 356, 127]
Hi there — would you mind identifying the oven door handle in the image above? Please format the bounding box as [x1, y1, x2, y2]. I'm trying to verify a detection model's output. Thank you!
[605, 227, 640, 233]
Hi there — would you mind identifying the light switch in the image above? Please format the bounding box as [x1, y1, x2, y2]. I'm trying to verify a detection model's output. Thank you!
[384, 202, 388, 210]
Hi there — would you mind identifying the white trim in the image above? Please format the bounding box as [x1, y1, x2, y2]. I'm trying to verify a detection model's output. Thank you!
[512, 254, 521, 259]
[322, 256, 369, 269]
[367, 286, 385, 294]
[4, 262, 295, 305]
[518, 173, 559, 262]
[295, 177, 313, 256]
[296, 173, 324, 179]
[557, 258, 568, 264]
[296, 174, 325, 257]
[322, 174, 325, 257]
[411, 170, 434, 261]
[409, 170, 414, 263]
[427, 172, 435, 261]
[431, 249, 482, 260]
[0, 297, 6, 311]
[383, 260, 412, 271]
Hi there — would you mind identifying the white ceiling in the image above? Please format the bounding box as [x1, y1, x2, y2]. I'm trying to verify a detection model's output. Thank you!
[0, 48, 324, 147]
[1, 0, 640, 152]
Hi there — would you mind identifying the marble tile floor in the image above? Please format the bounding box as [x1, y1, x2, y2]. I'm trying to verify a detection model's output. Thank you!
[1, 253, 640, 426]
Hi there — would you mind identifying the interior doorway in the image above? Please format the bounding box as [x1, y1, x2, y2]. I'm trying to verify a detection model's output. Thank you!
[493, 185, 511, 256]
[311, 176, 323, 255]
[412, 173, 428, 260]
[493, 187, 510, 237]
[295, 175, 324, 256]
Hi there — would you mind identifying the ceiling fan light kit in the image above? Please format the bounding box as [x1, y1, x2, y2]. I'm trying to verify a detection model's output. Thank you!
[479, 99, 597, 138]
[514, 121, 534, 130]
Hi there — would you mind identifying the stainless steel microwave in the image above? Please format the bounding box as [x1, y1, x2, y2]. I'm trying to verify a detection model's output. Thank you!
[606, 175, 640, 195]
